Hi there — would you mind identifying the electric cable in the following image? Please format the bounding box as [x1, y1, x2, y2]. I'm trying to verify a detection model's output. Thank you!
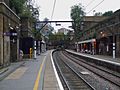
[51, 0, 57, 20]
[85, 0, 96, 8]
[86, 0, 105, 15]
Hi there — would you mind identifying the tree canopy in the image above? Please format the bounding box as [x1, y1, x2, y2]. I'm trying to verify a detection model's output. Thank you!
[70, 3, 85, 40]
[70, 4, 85, 23]
[48, 32, 69, 47]
[102, 11, 113, 16]
[9, 0, 26, 15]
[94, 11, 113, 16]
[94, 12, 102, 16]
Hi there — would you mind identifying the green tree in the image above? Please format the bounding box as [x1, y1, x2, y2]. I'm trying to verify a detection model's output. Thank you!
[9, 0, 26, 15]
[48, 32, 65, 46]
[20, 4, 32, 17]
[102, 11, 113, 16]
[9, 0, 37, 18]
[94, 12, 102, 16]
[31, 29, 42, 41]
[70, 3, 85, 40]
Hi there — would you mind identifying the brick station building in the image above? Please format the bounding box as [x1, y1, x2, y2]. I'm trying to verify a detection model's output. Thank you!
[77, 9, 120, 58]
[0, 1, 20, 67]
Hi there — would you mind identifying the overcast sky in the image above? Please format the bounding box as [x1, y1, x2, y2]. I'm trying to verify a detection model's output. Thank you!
[33, 0, 120, 30]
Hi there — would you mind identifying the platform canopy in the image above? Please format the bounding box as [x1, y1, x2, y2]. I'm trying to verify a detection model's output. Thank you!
[76, 39, 96, 44]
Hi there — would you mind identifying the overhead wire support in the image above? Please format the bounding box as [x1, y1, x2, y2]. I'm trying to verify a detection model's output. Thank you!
[86, 0, 105, 15]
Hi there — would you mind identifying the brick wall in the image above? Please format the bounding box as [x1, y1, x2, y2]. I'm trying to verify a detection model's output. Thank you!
[0, 2, 19, 66]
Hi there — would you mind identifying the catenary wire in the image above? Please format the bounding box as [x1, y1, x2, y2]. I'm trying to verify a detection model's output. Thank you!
[51, 0, 57, 20]
[86, 0, 105, 15]
[85, 0, 96, 8]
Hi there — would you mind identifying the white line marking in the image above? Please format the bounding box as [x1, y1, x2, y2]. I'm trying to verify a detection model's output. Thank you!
[50, 50, 64, 90]
[66, 50, 120, 66]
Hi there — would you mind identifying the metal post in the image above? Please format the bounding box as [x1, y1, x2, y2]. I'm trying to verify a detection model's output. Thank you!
[76, 42, 79, 52]
[92, 42, 94, 55]
[113, 35, 115, 59]
[81, 44, 82, 52]
[38, 41, 40, 55]
[34, 41, 37, 59]
[45, 43, 46, 52]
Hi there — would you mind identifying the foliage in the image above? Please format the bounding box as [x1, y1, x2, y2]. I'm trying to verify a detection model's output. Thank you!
[9, 0, 26, 15]
[49, 32, 64, 41]
[31, 29, 42, 40]
[19, 4, 32, 17]
[70, 4, 85, 23]
[70, 3, 85, 40]
[10, 0, 41, 40]
[49, 32, 73, 48]
[102, 11, 113, 16]
[94, 11, 113, 16]
[94, 12, 102, 16]
[44, 18, 49, 21]
[48, 32, 65, 45]
[9, 0, 38, 18]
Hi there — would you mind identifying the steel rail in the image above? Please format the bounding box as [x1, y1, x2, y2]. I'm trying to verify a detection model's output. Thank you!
[63, 51, 120, 87]
[53, 51, 95, 90]
[53, 52, 70, 90]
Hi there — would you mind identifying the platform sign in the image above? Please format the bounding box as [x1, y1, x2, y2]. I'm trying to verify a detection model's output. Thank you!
[4, 32, 11, 36]
[10, 28, 17, 43]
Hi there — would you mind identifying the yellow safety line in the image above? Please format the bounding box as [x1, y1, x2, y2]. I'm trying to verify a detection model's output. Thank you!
[33, 58, 46, 90]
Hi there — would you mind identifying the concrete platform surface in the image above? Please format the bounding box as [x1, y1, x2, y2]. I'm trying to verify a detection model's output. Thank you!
[66, 49, 120, 64]
[43, 50, 61, 90]
[0, 50, 62, 90]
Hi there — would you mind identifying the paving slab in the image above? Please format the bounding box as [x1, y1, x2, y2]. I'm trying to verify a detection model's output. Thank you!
[0, 61, 24, 81]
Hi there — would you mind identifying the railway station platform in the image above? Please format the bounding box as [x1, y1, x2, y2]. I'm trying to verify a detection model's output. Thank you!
[0, 50, 63, 90]
[1, 49, 120, 90]
[43, 50, 62, 90]
[66, 49, 120, 64]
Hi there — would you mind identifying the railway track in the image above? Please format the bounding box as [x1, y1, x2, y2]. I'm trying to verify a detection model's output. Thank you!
[62, 50, 120, 88]
[53, 51, 95, 90]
